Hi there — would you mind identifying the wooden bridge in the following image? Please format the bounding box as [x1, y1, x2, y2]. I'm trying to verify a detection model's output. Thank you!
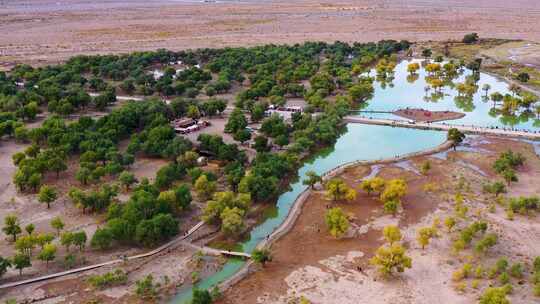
[194, 245, 252, 259]
[344, 116, 540, 140]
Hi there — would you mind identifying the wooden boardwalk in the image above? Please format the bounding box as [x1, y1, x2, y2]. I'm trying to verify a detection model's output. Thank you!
[344, 116, 540, 140]
[0, 221, 206, 290]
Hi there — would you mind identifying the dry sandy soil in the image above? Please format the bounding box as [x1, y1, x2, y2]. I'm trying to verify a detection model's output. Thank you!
[1, 0, 540, 67]
[219, 136, 540, 304]
[393, 108, 465, 122]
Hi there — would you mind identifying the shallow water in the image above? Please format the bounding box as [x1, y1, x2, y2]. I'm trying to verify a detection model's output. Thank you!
[170, 124, 446, 303]
[359, 59, 540, 130]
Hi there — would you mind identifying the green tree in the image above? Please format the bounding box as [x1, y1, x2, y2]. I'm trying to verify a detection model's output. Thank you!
[233, 129, 251, 144]
[34, 233, 54, 250]
[135, 214, 178, 247]
[3, 215, 22, 242]
[174, 184, 192, 211]
[12, 253, 31, 275]
[186, 105, 201, 119]
[48, 156, 67, 178]
[76, 167, 92, 185]
[462, 33, 479, 44]
[194, 175, 216, 200]
[25, 223, 35, 235]
[50, 217, 64, 236]
[38, 243, 57, 269]
[91, 228, 113, 250]
[302, 171, 322, 189]
[202, 191, 251, 224]
[0, 256, 11, 278]
[252, 248, 272, 267]
[38, 185, 57, 209]
[225, 109, 248, 134]
[192, 288, 213, 304]
[118, 171, 137, 191]
[325, 207, 349, 238]
[72, 231, 87, 252]
[220, 207, 245, 236]
[60, 232, 74, 252]
[253, 135, 270, 153]
[15, 235, 35, 256]
[447, 128, 465, 150]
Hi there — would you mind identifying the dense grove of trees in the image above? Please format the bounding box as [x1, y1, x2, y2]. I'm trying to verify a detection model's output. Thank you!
[2, 40, 410, 274]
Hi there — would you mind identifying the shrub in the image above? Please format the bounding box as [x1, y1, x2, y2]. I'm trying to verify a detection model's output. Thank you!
[462, 33, 479, 44]
[499, 272, 510, 285]
[509, 263, 523, 279]
[88, 269, 128, 289]
[135, 275, 160, 299]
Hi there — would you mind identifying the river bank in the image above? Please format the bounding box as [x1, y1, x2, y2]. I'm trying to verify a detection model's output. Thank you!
[215, 140, 454, 294]
[218, 135, 540, 304]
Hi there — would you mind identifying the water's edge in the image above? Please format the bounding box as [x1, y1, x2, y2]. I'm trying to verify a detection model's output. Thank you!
[194, 139, 453, 297]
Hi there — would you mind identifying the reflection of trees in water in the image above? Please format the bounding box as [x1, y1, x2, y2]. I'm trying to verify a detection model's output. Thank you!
[488, 107, 498, 118]
[406, 74, 419, 84]
[489, 107, 536, 127]
[454, 95, 475, 112]
[423, 91, 445, 103]
[499, 114, 520, 127]
[377, 73, 395, 89]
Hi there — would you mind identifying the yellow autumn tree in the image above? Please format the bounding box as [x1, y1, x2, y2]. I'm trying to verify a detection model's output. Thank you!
[380, 179, 407, 203]
[360, 177, 386, 196]
[325, 207, 350, 238]
[325, 178, 357, 202]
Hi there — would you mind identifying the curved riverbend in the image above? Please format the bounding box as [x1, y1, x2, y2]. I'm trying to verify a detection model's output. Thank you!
[170, 124, 447, 303]
[217, 139, 453, 293]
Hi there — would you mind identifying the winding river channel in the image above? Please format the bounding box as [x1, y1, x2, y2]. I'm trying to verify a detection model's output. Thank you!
[171, 60, 540, 303]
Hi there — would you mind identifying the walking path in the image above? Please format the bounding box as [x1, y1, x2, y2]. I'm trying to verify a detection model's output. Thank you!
[0, 221, 206, 290]
[344, 116, 540, 139]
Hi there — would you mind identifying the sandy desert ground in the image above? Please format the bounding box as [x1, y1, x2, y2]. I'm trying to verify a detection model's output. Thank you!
[1, 0, 540, 67]
[219, 137, 540, 304]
